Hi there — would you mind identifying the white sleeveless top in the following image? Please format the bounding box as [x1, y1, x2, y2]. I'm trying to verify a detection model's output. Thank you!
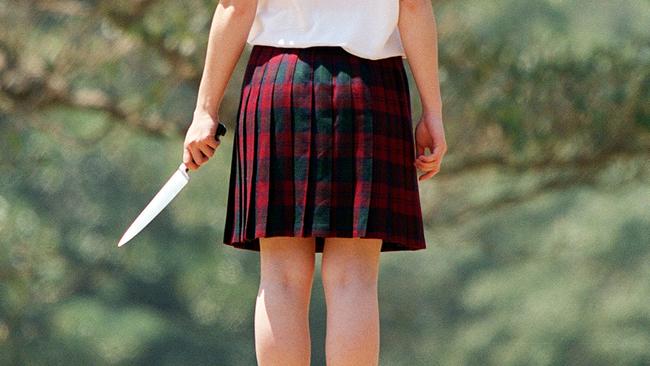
[246, 0, 406, 60]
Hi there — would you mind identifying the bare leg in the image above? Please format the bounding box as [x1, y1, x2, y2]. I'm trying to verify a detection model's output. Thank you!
[255, 236, 316, 366]
[321, 237, 382, 366]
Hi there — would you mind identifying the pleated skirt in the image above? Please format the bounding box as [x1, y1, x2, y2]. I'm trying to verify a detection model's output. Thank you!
[222, 44, 426, 252]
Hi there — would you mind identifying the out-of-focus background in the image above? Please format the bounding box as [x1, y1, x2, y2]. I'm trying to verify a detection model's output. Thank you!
[1, 0, 649, 365]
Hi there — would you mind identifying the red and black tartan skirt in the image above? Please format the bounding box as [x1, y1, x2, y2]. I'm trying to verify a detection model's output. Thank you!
[223, 44, 426, 252]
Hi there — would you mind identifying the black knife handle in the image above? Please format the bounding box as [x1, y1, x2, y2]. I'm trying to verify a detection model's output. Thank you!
[215, 122, 227, 138]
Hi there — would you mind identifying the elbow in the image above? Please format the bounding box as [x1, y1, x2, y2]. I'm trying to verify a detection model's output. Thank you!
[399, 0, 432, 13]
[218, 0, 258, 17]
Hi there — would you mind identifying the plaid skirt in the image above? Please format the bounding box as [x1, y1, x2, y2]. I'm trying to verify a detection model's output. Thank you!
[223, 44, 426, 252]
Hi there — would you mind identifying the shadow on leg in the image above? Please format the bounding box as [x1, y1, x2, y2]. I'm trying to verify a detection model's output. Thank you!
[321, 237, 382, 366]
[255, 236, 316, 366]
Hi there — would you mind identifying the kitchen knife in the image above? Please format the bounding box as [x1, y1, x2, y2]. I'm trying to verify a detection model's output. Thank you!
[117, 122, 227, 247]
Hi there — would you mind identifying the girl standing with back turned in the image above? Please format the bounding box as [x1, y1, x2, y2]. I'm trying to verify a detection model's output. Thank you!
[183, 0, 445, 364]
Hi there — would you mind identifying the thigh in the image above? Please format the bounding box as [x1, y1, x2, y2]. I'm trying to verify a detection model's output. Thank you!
[259, 236, 317, 284]
[321, 237, 382, 286]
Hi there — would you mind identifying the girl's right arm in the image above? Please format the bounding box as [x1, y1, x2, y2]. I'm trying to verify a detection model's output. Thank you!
[184, 0, 258, 171]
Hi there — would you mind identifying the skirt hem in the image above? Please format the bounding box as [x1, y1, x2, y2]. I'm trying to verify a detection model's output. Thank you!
[223, 230, 426, 253]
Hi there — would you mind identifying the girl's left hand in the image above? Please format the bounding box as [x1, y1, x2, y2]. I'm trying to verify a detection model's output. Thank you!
[414, 111, 447, 181]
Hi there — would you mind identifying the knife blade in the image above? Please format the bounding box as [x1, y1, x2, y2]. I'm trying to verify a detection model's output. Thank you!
[117, 122, 227, 247]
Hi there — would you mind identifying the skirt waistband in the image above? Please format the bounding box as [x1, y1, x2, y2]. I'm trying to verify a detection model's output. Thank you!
[250, 44, 404, 64]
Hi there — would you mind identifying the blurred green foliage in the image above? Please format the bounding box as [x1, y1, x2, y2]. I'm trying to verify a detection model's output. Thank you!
[1, 0, 649, 365]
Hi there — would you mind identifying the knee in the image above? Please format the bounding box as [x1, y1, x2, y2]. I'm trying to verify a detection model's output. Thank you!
[321, 261, 379, 295]
[321, 238, 381, 294]
[260, 258, 315, 294]
[259, 237, 316, 293]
